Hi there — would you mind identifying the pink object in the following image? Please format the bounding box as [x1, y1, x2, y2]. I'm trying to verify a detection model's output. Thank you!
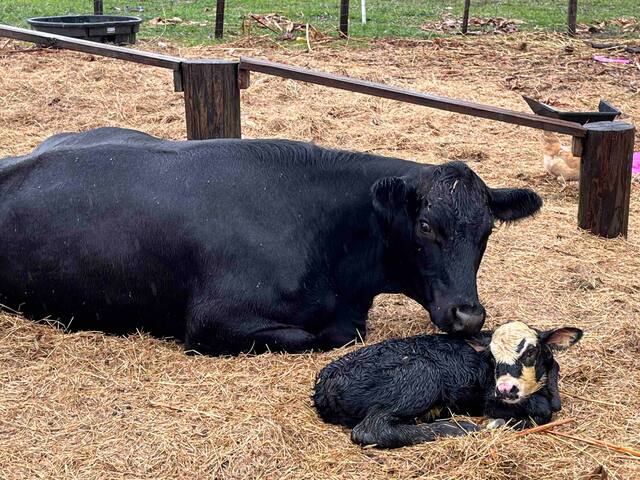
[497, 380, 515, 395]
[632, 152, 640, 176]
[592, 55, 631, 64]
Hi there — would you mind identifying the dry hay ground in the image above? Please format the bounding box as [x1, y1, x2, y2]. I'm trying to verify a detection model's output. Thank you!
[0, 34, 639, 479]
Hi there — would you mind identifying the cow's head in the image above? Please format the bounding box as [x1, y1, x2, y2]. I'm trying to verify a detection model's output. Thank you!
[469, 321, 582, 405]
[372, 161, 541, 336]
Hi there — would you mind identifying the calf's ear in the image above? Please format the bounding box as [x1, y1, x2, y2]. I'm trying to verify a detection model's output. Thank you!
[541, 327, 583, 351]
[371, 177, 415, 225]
[489, 188, 542, 223]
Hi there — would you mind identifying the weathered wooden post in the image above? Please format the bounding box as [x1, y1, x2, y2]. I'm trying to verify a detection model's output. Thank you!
[461, 0, 471, 34]
[577, 122, 635, 238]
[567, 0, 578, 36]
[94, 0, 104, 15]
[180, 60, 241, 140]
[215, 0, 225, 39]
[339, 0, 350, 37]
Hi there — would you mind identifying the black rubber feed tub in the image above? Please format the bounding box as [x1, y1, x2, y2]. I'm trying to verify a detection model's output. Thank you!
[27, 15, 142, 45]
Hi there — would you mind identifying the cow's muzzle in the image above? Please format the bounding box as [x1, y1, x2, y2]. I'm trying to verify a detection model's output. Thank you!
[449, 304, 486, 336]
[427, 302, 485, 337]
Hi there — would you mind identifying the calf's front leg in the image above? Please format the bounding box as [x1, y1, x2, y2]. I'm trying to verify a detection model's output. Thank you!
[487, 394, 553, 430]
[351, 410, 481, 449]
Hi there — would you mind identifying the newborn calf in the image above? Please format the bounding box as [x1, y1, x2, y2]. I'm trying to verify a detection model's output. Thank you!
[313, 321, 582, 448]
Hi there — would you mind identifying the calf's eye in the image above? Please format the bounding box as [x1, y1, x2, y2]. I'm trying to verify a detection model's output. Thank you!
[521, 347, 538, 363]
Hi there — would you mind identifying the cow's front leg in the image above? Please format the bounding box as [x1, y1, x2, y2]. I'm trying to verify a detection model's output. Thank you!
[185, 311, 319, 356]
[317, 303, 369, 350]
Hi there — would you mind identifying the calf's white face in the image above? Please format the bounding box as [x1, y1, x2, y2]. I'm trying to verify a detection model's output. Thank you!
[490, 322, 543, 403]
[486, 321, 583, 405]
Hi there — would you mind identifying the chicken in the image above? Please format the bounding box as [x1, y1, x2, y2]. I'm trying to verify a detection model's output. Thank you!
[541, 131, 580, 181]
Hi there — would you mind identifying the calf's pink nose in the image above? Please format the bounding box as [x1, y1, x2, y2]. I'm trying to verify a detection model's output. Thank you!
[497, 381, 514, 394]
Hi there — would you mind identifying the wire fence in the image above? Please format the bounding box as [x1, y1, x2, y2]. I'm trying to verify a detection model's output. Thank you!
[2, 1, 637, 44]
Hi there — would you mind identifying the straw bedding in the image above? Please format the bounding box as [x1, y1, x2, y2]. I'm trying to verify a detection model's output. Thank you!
[0, 34, 639, 479]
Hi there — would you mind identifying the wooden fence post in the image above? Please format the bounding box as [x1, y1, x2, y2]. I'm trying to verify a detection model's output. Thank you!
[181, 60, 241, 140]
[339, 0, 350, 37]
[94, 0, 103, 15]
[461, 0, 471, 34]
[567, 0, 578, 36]
[577, 122, 635, 238]
[215, 0, 225, 39]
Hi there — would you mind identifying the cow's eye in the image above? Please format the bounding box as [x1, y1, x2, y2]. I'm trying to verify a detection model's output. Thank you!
[419, 221, 432, 234]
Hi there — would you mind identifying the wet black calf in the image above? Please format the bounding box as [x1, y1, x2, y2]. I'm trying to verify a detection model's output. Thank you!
[313, 321, 582, 448]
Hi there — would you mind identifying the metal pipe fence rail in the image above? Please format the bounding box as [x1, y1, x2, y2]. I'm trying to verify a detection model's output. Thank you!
[0, 23, 634, 238]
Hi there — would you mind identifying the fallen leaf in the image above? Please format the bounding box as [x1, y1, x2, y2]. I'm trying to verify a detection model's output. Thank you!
[148, 16, 183, 26]
[244, 13, 325, 41]
[421, 15, 524, 34]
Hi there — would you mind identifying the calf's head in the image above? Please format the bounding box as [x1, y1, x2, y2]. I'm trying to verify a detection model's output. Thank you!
[471, 321, 582, 405]
[372, 161, 542, 336]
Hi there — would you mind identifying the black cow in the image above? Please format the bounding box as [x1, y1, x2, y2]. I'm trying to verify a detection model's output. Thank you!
[312, 321, 583, 448]
[0, 128, 541, 355]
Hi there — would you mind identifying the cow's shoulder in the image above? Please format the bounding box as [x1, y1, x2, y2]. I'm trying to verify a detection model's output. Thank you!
[211, 138, 322, 159]
[228, 139, 408, 172]
[32, 127, 163, 155]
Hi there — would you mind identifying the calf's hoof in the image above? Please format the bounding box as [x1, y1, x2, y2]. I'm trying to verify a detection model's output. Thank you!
[454, 420, 483, 434]
[432, 420, 482, 437]
[486, 418, 507, 429]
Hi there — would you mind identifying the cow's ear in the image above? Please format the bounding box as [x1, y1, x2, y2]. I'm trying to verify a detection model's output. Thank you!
[371, 177, 414, 224]
[466, 331, 493, 353]
[540, 327, 583, 351]
[489, 188, 542, 223]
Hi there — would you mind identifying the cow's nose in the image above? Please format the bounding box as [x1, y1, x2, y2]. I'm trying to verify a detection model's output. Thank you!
[452, 304, 485, 335]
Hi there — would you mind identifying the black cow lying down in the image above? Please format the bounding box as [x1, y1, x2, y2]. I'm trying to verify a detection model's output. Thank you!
[0, 128, 542, 355]
[313, 321, 582, 448]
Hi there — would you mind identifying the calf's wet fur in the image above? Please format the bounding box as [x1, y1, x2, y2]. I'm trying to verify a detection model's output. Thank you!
[313, 321, 582, 448]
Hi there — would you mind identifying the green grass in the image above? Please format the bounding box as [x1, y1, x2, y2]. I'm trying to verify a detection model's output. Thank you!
[0, 1, 637, 45]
